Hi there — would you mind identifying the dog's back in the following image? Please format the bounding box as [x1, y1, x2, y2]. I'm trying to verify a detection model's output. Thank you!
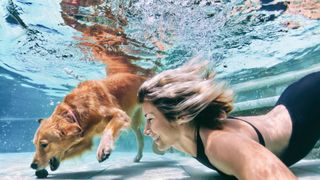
[103, 73, 146, 113]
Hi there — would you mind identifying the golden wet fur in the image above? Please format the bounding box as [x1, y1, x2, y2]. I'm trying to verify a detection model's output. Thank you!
[31, 73, 146, 170]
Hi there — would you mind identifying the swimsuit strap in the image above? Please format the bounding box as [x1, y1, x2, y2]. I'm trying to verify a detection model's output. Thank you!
[229, 116, 266, 146]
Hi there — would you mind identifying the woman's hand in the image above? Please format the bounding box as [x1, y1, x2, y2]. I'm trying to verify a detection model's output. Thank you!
[202, 130, 297, 180]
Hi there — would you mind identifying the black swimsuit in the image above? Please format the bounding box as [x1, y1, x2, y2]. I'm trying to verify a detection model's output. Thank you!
[194, 71, 320, 177]
[276, 71, 320, 166]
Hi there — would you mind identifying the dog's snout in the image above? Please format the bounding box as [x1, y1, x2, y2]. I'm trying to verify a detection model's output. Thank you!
[31, 163, 38, 170]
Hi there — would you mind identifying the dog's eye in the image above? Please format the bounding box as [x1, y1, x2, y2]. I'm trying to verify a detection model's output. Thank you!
[40, 143, 48, 148]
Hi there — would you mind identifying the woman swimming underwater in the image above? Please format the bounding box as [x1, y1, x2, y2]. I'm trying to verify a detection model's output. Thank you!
[138, 59, 320, 179]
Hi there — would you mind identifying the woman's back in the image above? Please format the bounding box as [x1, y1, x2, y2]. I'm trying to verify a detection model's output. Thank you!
[235, 71, 320, 166]
[235, 106, 292, 158]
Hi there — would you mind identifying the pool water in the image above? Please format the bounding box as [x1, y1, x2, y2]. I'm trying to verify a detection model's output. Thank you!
[0, 0, 320, 178]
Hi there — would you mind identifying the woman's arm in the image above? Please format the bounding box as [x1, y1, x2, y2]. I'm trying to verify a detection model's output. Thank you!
[203, 131, 296, 180]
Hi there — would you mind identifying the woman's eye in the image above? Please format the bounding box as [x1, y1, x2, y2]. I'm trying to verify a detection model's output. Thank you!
[147, 118, 153, 123]
[41, 143, 48, 148]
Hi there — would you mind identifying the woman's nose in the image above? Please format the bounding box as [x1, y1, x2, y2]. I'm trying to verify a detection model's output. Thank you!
[144, 123, 151, 136]
[144, 128, 151, 136]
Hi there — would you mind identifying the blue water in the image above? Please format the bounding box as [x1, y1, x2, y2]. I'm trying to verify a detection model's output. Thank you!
[0, 0, 320, 152]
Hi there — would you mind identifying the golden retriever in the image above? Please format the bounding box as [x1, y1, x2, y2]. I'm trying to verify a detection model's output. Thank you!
[30, 73, 147, 172]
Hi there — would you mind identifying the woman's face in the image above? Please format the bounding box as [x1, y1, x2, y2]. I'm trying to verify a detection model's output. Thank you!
[142, 102, 179, 151]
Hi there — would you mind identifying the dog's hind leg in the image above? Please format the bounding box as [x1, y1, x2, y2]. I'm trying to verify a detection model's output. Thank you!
[131, 108, 144, 162]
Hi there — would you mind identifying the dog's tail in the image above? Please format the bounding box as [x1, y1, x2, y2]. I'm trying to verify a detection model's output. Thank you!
[104, 50, 158, 78]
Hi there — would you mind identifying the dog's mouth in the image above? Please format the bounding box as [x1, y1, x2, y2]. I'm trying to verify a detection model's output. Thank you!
[49, 157, 60, 171]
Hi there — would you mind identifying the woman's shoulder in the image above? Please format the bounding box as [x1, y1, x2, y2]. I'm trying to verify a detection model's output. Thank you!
[199, 119, 255, 143]
[199, 127, 296, 179]
[198, 121, 266, 162]
[198, 128, 252, 176]
[198, 126, 236, 150]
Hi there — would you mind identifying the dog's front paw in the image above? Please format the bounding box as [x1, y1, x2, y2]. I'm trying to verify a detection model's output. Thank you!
[97, 130, 114, 163]
[97, 147, 112, 163]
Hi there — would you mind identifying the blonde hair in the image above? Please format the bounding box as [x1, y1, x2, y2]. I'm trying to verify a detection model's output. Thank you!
[138, 58, 233, 128]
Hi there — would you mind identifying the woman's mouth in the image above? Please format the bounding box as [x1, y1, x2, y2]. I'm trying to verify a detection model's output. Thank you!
[152, 135, 160, 141]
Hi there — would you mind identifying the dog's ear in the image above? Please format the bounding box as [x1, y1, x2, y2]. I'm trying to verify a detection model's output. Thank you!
[59, 122, 83, 137]
[37, 118, 45, 124]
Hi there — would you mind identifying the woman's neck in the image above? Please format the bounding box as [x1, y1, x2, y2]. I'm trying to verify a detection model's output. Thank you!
[172, 124, 198, 157]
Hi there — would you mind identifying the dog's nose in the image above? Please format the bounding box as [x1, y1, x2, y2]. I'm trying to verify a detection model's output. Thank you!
[30, 163, 38, 169]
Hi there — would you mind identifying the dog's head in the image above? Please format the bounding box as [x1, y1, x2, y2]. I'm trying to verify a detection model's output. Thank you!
[30, 103, 84, 171]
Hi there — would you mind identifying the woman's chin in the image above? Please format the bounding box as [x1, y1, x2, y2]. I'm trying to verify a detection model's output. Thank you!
[155, 141, 170, 151]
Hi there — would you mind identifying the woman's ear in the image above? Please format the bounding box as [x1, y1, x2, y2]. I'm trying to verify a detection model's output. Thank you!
[218, 110, 227, 120]
[176, 115, 188, 126]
